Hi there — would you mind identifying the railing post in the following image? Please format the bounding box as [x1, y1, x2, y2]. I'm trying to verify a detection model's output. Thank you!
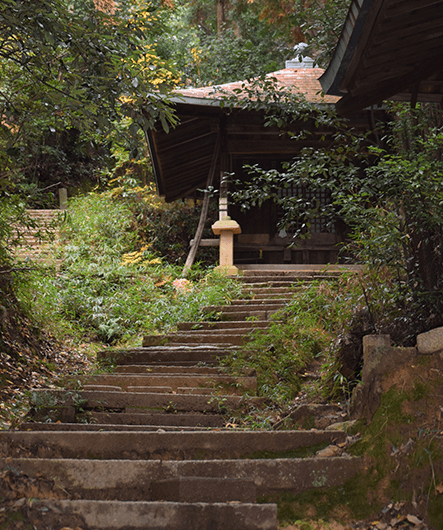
[59, 188, 68, 210]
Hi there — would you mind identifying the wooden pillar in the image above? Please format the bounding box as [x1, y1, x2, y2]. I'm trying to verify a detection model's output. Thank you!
[219, 131, 228, 220]
[183, 133, 221, 274]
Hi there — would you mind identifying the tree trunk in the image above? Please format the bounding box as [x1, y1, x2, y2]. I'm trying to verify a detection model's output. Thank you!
[217, 0, 226, 35]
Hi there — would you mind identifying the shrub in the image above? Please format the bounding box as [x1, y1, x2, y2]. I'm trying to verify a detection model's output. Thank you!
[106, 177, 218, 265]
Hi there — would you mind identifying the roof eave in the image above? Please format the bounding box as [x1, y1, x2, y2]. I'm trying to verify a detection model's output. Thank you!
[170, 95, 224, 107]
[319, 0, 375, 96]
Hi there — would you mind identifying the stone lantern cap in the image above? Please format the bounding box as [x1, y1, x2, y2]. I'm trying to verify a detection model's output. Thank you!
[211, 217, 241, 235]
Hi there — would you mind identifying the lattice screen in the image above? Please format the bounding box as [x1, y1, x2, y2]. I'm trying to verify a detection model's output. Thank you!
[277, 184, 335, 234]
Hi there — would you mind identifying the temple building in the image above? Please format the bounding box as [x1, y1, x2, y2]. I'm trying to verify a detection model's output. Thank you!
[146, 48, 386, 267]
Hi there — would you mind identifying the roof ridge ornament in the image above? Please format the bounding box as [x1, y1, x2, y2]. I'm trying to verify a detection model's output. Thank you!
[285, 43, 314, 69]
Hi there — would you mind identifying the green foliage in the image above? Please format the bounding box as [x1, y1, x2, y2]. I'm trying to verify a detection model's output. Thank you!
[157, 1, 293, 86]
[227, 89, 443, 341]
[0, 0, 177, 202]
[0, 196, 34, 267]
[106, 178, 218, 265]
[17, 192, 241, 344]
[282, 0, 349, 67]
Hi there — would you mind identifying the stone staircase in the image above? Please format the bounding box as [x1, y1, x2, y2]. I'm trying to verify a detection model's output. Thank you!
[14, 209, 63, 263]
[0, 266, 361, 530]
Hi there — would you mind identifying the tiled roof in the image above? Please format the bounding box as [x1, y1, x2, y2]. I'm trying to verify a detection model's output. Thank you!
[174, 68, 339, 105]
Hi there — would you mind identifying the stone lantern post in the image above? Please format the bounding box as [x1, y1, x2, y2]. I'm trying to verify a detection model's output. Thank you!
[211, 216, 241, 275]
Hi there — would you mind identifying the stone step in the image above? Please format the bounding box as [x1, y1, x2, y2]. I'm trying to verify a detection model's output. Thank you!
[84, 411, 226, 427]
[27, 209, 61, 218]
[240, 286, 299, 295]
[29, 388, 263, 414]
[149, 328, 256, 338]
[151, 477, 257, 503]
[240, 280, 315, 288]
[19, 422, 224, 432]
[1, 455, 360, 500]
[229, 298, 288, 306]
[142, 332, 250, 347]
[241, 292, 295, 301]
[84, 384, 174, 393]
[237, 264, 355, 275]
[113, 364, 253, 375]
[6, 498, 278, 530]
[177, 387, 232, 395]
[97, 345, 235, 365]
[204, 310, 272, 321]
[78, 373, 257, 393]
[0, 430, 347, 460]
[177, 320, 269, 331]
[239, 274, 337, 282]
[205, 302, 285, 312]
[20, 233, 54, 241]
[81, 385, 244, 396]
[89, 411, 225, 426]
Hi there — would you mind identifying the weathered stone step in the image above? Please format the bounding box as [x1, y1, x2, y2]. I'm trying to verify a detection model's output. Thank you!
[240, 280, 312, 289]
[0, 430, 347, 460]
[81, 385, 244, 396]
[86, 411, 226, 427]
[19, 422, 224, 432]
[83, 384, 173, 393]
[30, 388, 262, 414]
[151, 476, 257, 503]
[241, 292, 295, 301]
[155, 328, 256, 338]
[238, 264, 351, 275]
[177, 320, 269, 331]
[27, 209, 61, 219]
[204, 302, 284, 312]
[98, 345, 235, 365]
[240, 274, 337, 281]
[177, 387, 231, 395]
[7, 498, 278, 530]
[1, 455, 360, 499]
[241, 286, 298, 295]
[113, 364, 253, 375]
[229, 298, 288, 306]
[78, 373, 257, 392]
[142, 332, 250, 347]
[203, 310, 272, 321]
[20, 233, 54, 241]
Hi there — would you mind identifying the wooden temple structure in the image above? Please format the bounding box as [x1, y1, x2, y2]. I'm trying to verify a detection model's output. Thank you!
[146, 50, 386, 268]
[320, 0, 443, 115]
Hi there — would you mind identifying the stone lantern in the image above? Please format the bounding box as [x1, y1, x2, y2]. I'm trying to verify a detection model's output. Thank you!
[211, 217, 241, 275]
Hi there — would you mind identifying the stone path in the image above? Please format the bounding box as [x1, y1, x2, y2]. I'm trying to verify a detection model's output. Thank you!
[0, 266, 361, 529]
